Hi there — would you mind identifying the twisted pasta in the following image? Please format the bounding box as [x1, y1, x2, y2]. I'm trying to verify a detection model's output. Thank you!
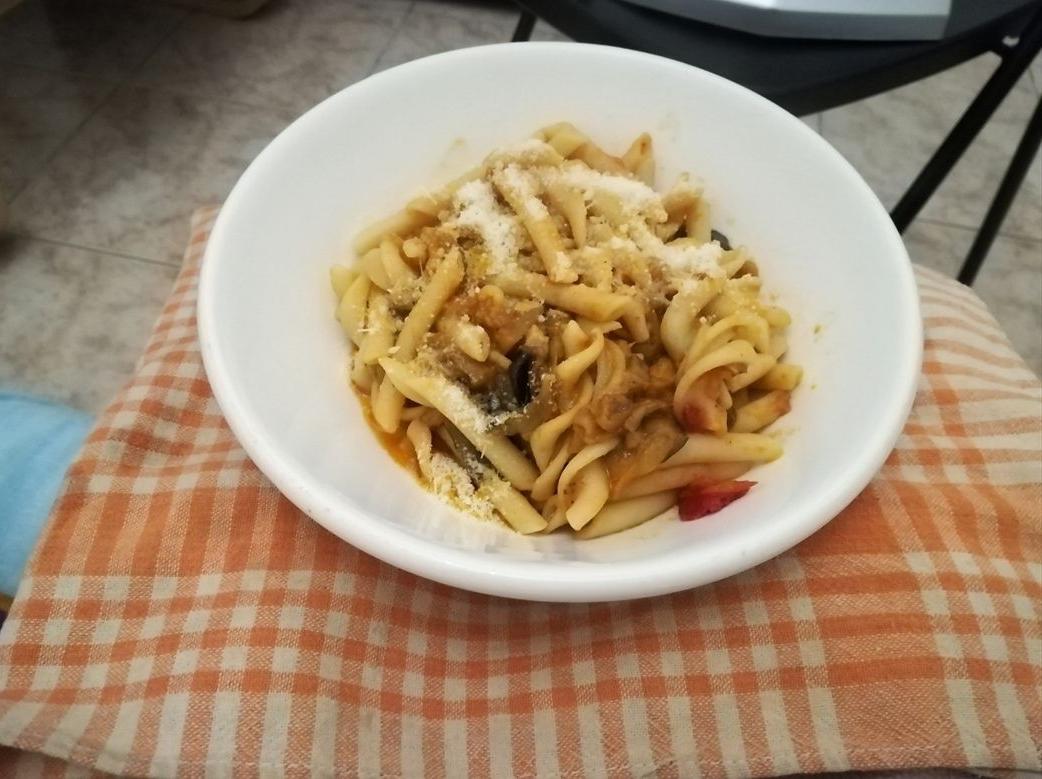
[330, 125, 800, 538]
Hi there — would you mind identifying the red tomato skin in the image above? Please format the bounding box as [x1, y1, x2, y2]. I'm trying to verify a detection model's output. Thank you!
[678, 480, 756, 521]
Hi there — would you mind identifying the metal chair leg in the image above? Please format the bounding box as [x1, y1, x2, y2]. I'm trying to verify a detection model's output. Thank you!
[957, 94, 1042, 286]
[512, 10, 536, 42]
[890, 6, 1042, 234]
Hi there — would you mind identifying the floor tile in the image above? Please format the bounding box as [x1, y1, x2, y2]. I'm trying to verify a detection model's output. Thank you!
[0, 0, 184, 79]
[0, 237, 178, 412]
[2, 0, 1037, 418]
[372, 0, 517, 73]
[530, 18, 570, 42]
[904, 220, 1042, 377]
[0, 63, 113, 197]
[136, 0, 408, 114]
[903, 220, 973, 279]
[823, 54, 1042, 241]
[9, 85, 296, 264]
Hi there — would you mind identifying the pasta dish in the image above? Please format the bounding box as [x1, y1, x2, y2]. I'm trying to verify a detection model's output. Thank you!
[329, 123, 800, 539]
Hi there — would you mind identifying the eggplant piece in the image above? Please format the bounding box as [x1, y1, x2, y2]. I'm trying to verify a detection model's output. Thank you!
[492, 373, 557, 437]
[508, 349, 535, 406]
[477, 349, 549, 435]
[437, 424, 486, 483]
[710, 229, 732, 251]
[476, 371, 521, 426]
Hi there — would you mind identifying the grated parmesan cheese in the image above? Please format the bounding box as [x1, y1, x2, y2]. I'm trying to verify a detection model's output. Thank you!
[427, 452, 495, 521]
[606, 235, 638, 252]
[500, 164, 550, 221]
[453, 179, 520, 273]
[656, 240, 725, 276]
[410, 352, 497, 437]
[436, 376, 493, 434]
[502, 138, 555, 161]
[485, 138, 560, 169]
[551, 165, 662, 215]
[411, 425, 496, 520]
[630, 223, 725, 278]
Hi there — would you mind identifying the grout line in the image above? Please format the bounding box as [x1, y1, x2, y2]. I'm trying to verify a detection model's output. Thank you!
[4, 231, 181, 269]
[116, 78, 293, 115]
[365, 0, 416, 76]
[0, 59, 122, 85]
[1029, 55, 1041, 96]
[120, 7, 290, 113]
[7, 82, 120, 204]
[131, 6, 192, 75]
[7, 9, 190, 205]
[915, 216, 1042, 245]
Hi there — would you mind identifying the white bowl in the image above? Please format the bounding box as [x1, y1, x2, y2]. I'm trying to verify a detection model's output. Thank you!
[199, 43, 921, 602]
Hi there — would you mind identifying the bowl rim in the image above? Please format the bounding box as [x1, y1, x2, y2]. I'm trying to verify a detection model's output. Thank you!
[198, 41, 923, 602]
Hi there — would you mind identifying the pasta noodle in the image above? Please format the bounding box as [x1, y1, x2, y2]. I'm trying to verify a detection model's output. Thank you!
[615, 462, 752, 499]
[356, 291, 395, 364]
[330, 126, 800, 538]
[530, 376, 594, 469]
[664, 433, 783, 466]
[621, 132, 654, 184]
[361, 247, 390, 290]
[439, 314, 491, 362]
[329, 265, 356, 299]
[379, 236, 418, 286]
[732, 390, 791, 433]
[337, 273, 371, 346]
[576, 491, 678, 540]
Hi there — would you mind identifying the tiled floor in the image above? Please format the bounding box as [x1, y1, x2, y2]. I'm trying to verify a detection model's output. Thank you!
[1, 0, 1040, 414]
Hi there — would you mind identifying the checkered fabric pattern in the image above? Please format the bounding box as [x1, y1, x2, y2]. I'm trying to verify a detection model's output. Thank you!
[0, 207, 1039, 778]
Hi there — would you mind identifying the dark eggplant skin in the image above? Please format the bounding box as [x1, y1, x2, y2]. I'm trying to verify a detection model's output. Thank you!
[442, 424, 485, 482]
[508, 350, 535, 406]
[711, 229, 732, 251]
[474, 348, 535, 421]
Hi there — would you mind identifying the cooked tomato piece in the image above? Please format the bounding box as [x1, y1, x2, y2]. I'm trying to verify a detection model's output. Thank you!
[678, 480, 756, 521]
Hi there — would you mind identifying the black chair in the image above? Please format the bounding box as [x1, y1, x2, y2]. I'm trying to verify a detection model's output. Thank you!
[511, 0, 1042, 285]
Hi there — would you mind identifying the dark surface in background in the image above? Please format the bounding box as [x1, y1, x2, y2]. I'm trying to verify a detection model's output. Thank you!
[512, 0, 1041, 114]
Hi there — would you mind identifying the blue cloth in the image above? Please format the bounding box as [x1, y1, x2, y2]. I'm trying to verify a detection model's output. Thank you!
[0, 392, 92, 597]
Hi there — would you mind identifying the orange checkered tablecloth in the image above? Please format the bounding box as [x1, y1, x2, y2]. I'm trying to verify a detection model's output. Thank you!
[0, 208, 1039, 778]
